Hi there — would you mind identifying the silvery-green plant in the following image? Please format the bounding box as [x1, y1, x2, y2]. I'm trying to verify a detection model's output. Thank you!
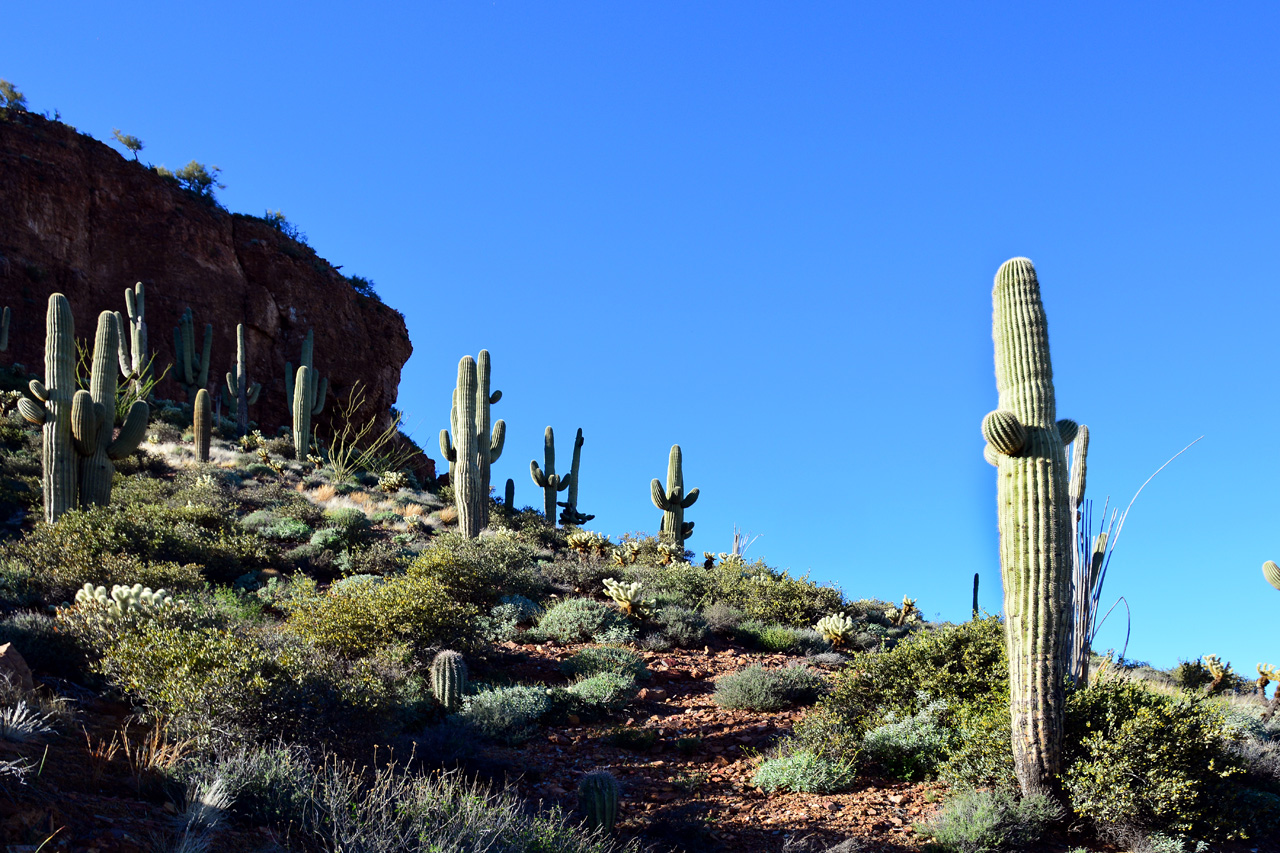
[0, 701, 56, 743]
[814, 613, 855, 648]
[75, 581, 174, 620]
[602, 577, 650, 618]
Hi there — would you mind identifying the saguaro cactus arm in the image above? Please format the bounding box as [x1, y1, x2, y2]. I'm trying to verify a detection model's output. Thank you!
[1263, 560, 1280, 591]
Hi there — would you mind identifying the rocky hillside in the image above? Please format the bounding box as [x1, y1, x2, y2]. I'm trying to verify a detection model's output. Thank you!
[0, 111, 411, 436]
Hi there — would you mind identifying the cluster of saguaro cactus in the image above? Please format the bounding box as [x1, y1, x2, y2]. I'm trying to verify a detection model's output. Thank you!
[557, 428, 595, 526]
[430, 650, 468, 711]
[285, 329, 326, 458]
[441, 352, 505, 537]
[577, 770, 619, 833]
[652, 444, 698, 551]
[225, 324, 262, 437]
[530, 426, 571, 524]
[114, 282, 150, 384]
[173, 307, 212, 403]
[194, 388, 212, 462]
[18, 295, 149, 522]
[980, 257, 1075, 799]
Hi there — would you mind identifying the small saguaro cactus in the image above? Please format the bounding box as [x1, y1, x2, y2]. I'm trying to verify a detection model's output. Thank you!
[285, 329, 327, 458]
[558, 427, 595, 526]
[981, 257, 1077, 799]
[1263, 560, 1280, 592]
[504, 478, 516, 509]
[17, 294, 80, 523]
[79, 311, 151, 507]
[173, 307, 212, 403]
[441, 350, 504, 527]
[530, 426, 571, 524]
[651, 444, 698, 551]
[224, 324, 261, 437]
[0, 306, 9, 352]
[194, 388, 211, 462]
[430, 650, 468, 711]
[114, 282, 150, 385]
[577, 770, 620, 833]
[441, 356, 485, 538]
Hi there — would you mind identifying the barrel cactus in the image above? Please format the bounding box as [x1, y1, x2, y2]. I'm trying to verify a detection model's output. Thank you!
[980, 257, 1076, 798]
[577, 770, 619, 833]
[194, 388, 212, 462]
[285, 329, 326, 458]
[173, 307, 212, 403]
[651, 445, 698, 550]
[530, 426, 571, 524]
[430, 650, 468, 711]
[225, 324, 261, 437]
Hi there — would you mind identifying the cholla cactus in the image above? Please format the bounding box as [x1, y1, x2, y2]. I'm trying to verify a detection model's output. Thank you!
[239, 430, 266, 453]
[378, 471, 408, 493]
[1255, 663, 1278, 699]
[718, 552, 747, 570]
[611, 541, 642, 567]
[884, 595, 919, 627]
[1202, 654, 1233, 695]
[603, 577, 650, 618]
[815, 613, 856, 647]
[567, 530, 612, 559]
[578, 770, 619, 833]
[75, 582, 173, 620]
[655, 542, 682, 566]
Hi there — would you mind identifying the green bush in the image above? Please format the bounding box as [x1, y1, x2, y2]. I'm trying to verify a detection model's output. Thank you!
[861, 697, 950, 781]
[1062, 678, 1251, 839]
[714, 664, 827, 711]
[751, 746, 857, 793]
[654, 605, 709, 647]
[815, 616, 1006, 755]
[938, 693, 1017, 790]
[702, 601, 746, 634]
[631, 559, 844, 627]
[480, 595, 543, 642]
[565, 671, 638, 713]
[534, 597, 633, 644]
[202, 743, 312, 825]
[408, 531, 545, 607]
[560, 646, 649, 682]
[919, 788, 1061, 853]
[459, 685, 551, 744]
[287, 572, 478, 657]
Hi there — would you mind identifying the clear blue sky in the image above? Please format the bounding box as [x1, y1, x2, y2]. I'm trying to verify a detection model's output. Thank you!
[7, 2, 1278, 676]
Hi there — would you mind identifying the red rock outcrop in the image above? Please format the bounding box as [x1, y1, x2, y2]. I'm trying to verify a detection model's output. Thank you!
[0, 111, 414, 450]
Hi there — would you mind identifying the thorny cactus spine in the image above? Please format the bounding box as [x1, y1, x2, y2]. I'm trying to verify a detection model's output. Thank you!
[194, 388, 212, 462]
[980, 257, 1074, 800]
[225, 324, 261, 438]
[430, 650, 468, 711]
[557, 427, 595, 526]
[285, 329, 327, 457]
[530, 426, 571, 524]
[651, 444, 699, 551]
[80, 311, 150, 507]
[578, 770, 619, 833]
[442, 356, 484, 538]
[173, 307, 212, 402]
[116, 282, 149, 385]
[17, 294, 79, 523]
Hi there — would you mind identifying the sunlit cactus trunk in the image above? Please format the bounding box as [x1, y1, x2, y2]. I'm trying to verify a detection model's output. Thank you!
[981, 257, 1074, 799]
[530, 426, 570, 523]
[451, 356, 484, 538]
[651, 444, 698, 551]
[194, 388, 212, 462]
[80, 311, 150, 507]
[18, 295, 79, 522]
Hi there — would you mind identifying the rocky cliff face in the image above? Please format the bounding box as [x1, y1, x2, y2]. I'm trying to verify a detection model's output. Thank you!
[0, 111, 414, 450]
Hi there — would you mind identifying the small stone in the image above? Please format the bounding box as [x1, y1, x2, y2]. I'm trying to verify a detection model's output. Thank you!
[0, 644, 33, 693]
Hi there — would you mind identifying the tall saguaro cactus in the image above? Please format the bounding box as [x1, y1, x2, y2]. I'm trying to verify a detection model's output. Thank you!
[225, 324, 261, 437]
[285, 329, 326, 458]
[0, 306, 9, 352]
[80, 312, 150, 506]
[194, 388, 212, 462]
[652, 444, 698, 550]
[17, 295, 80, 523]
[980, 257, 1076, 799]
[442, 356, 484, 538]
[173, 308, 212, 403]
[558, 428, 595, 526]
[530, 426, 571, 524]
[473, 350, 504, 523]
[115, 282, 150, 385]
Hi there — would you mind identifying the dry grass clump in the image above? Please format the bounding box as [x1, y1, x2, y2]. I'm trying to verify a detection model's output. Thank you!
[313, 484, 338, 502]
[403, 504, 425, 518]
[437, 506, 459, 524]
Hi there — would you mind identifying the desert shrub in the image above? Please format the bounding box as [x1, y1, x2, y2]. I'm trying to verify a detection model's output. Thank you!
[751, 743, 857, 793]
[608, 727, 658, 751]
[287, 572, 479, 657]
[408, 531, 545, 607]
[458, 685, 551, 744]
[702, 601, 746, 634]
[1062, 678, 1257, 839]
[260, 519, 313, 541]
[736, 620, 798, 652]
[534, 597, 633, 644]
[861, 696, 950, 780]
[1171, 658, 1214, 693]
[654, 605, 709, 647]
[539, 553, 617, 595]
[202, 743, 312, 825]
[335, 539, 414, 577]
[565, 671, 638, 712]
[807, 652, 848, 668]
[919, 788, 1062, 853]
[815, 616, 1006, 754]
[561, 646, 649, 682]
[714, 664, 827, 712]
[938, 692, 1017, 790]
[479, 594, 543, 642]
[320, 507, 373, 546]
